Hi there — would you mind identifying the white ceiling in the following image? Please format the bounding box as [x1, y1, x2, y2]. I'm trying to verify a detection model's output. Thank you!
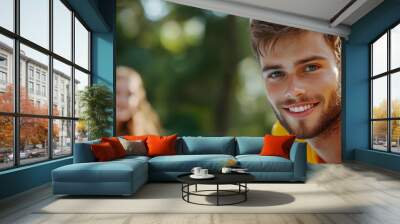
[166, 0, 384, 38]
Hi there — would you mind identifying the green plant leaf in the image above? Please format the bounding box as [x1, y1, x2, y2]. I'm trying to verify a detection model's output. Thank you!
[79, 84, 113, 140]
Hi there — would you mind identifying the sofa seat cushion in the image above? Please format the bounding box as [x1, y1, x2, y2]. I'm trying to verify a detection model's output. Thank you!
[236, 155, 293, 172]
[149, 154, 235, 172]
[53, 159, 147, 183]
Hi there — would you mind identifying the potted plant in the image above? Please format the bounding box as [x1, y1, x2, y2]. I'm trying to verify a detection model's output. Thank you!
[79, 84, 113, 140]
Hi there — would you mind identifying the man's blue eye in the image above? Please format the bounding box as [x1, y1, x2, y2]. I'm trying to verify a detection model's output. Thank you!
[304, 64, 319, 72]
[268, 71, 283, 79]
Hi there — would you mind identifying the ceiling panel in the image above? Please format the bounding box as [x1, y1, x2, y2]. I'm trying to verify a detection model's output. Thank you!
[166, 0, 384, 38]
[225, 0, 352, 21]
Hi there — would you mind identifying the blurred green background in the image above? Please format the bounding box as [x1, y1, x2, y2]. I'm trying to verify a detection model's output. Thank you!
[116, 0, 276, 136]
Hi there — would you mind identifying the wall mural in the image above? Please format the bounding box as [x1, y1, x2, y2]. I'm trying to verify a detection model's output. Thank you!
[116, 0, 342, 163]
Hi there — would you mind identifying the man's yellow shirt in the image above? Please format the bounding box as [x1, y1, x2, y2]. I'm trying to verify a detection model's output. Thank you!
[272, 121, 324, 164]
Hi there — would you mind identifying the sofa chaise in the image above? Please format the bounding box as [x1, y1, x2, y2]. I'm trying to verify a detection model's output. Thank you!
[52, 136, 306, 196]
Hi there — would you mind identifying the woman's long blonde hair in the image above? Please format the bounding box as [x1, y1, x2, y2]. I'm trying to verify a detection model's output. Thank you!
[116, 66, 162, 135]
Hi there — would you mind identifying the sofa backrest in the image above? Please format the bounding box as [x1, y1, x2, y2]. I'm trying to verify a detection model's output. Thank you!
[235, 137, 263, 155]
[179, 137, 235, 155]
[73, 139, 100, 163]
[74, 136, 268, 162]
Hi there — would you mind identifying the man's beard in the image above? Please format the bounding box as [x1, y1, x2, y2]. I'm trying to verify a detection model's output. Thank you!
[271, 89, 341, 139]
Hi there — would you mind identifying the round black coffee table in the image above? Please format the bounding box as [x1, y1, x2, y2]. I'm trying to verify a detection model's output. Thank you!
[177, 173, 255, 206]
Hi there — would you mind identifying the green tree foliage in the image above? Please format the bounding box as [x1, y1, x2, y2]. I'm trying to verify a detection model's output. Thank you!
[117, 0, 276, 136]
[79, 84, 113, 139]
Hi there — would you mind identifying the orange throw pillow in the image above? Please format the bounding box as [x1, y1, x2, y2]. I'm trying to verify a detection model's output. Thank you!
[146, 134, 177, 157]
[260, 135, 296, 159]
[101, 137, 127, 158]
[91, 142, 117, 161]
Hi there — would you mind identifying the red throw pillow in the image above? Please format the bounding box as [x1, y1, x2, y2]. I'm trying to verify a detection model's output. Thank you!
[101, 137, 126, 158]
[91, 142, 117, 161]
[146, 134, 177, 157]
[260, 135, 296, 159]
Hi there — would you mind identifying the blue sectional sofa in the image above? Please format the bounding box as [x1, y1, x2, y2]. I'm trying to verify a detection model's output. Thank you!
[52, 137, 306, 196]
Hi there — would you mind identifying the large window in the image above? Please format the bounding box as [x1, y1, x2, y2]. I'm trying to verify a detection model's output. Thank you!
[371, 23, 400, 154]
[0, 0, 91, 171]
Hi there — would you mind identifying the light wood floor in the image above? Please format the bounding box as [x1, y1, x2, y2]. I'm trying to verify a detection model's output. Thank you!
[1, 162, 400, 224]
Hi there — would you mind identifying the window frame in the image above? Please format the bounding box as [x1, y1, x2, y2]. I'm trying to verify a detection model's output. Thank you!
[370, 20, 400, 154]
[0, 53, 8, 90]
[0, 0, 92, 171]
[0, 70, 7, 85]
[0, 53, 7, 68]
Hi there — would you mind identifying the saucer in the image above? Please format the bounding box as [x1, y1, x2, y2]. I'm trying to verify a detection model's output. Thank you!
[232, 170, 249, 174]
[190, 174, 215, 179]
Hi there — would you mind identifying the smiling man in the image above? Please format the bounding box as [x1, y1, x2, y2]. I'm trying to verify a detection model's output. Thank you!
[250, 20, 342, 163]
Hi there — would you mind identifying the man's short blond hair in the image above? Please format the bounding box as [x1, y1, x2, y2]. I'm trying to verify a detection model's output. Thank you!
[250, 20, 341, 65]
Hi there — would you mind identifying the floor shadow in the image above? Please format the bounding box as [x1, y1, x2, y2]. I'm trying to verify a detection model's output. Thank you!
[203, 190, 295, 207]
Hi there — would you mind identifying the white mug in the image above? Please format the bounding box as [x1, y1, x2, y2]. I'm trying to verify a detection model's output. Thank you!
[191, 167, 202, 176]
[200, 169, 208, 176]
[221, 167, 232, 174]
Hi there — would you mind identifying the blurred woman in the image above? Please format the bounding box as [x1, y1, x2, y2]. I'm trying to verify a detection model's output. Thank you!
[116, 66, 162, 136]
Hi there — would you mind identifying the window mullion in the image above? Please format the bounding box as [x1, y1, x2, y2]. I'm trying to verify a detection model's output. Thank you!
[370, 45, 374, 149]
[13, 0, 20, 167]
[388, 30, 391, 153]
[71, 10, 76, 155]
[48, 0, 54, 160]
